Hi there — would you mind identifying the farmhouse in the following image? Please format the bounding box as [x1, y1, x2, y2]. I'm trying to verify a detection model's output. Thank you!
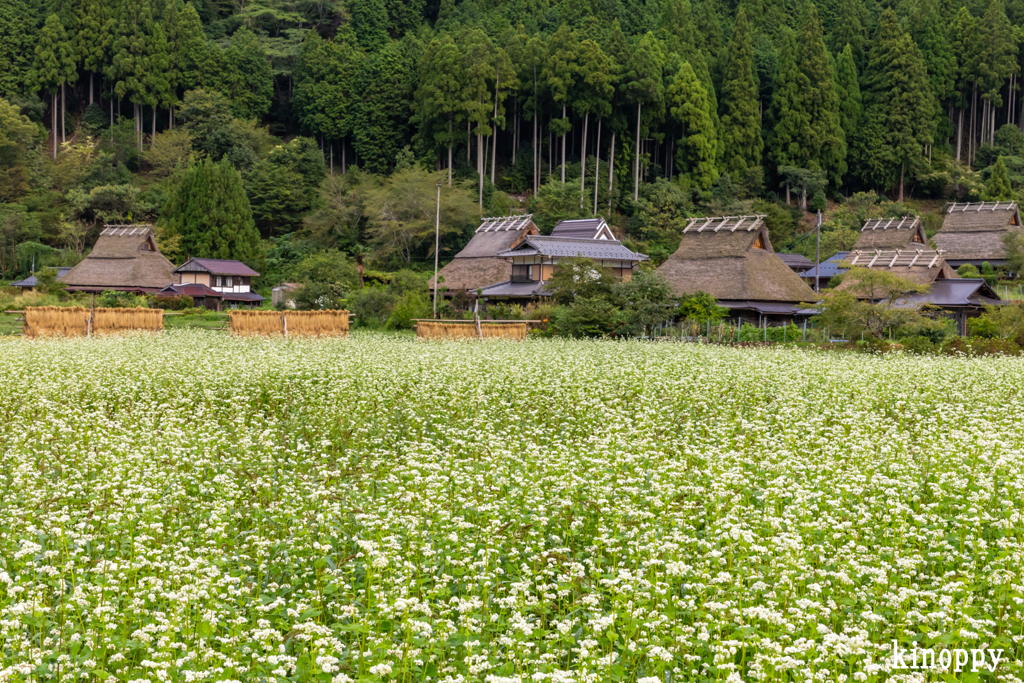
[933, 201, 1022, 267]
[429, 215, 538, 296]
[170, 258, 265, 308]
[852, 216, 929, 251]
[61, 225, 176, 294]
[656, 215, 819, 323]
[478, 234, 648, 301]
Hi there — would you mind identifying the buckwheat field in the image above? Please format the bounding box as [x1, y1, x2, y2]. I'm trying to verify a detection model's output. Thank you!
[3, 333, 1024, 683]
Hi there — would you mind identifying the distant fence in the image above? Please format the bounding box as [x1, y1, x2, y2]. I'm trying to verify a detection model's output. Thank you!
[228, 310, 350, 337]
[24, 306, 164, 338]
[415, 319, 531, 340]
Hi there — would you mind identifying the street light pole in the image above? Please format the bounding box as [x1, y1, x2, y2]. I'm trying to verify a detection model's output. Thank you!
[432, 181, 442, 318]
[815, 209, 822, 293]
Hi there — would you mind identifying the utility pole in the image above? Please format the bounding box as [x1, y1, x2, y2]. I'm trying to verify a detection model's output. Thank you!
[432, 181, 442, 318]
[815, 210, 822, 293]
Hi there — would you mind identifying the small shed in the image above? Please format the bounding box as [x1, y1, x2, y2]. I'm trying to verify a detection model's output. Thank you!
[933, 201, 1022, 267]
[853, 216, 929, 251]
[429, 215, 539, 295]
[895, 278, 1002, 335]
[61, 225, 176, 294]
[10, 267, 73, 292]
[550, 217, 616, 240]
[655, 215, 819, 323]
[272, 283, 301, 308]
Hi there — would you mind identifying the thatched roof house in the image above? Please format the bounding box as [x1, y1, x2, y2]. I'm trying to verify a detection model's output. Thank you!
[429, 215, 538, 294]
[933, 202, 1022, 266]
[839, 249, 958, 287]
[656, 215, 818, 320]
[853, 216, 928, 251]
[550, 217, 615, 240]
[62, 225, 176, 294]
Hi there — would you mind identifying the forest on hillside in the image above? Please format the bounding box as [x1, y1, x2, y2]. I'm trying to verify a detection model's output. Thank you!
[3, 0, 1024, 295]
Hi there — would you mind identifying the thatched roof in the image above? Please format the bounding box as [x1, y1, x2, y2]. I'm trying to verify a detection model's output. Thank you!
[933, 202, 1022, 264]
[656, 215, 819, 302]
[62, 226, 176, 292]
[429, 215, 538, 292]
[853, 216, 928, 250]
[839, 249, 958, 287]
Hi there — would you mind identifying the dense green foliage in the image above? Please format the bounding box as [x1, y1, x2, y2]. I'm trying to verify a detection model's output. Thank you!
[5, 0, 1024, 290]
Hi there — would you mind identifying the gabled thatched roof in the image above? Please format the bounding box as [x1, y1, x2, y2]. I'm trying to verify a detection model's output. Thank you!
[429, 215, 538, 292]
[933, 202, 1022, 264]
[853, 216, 928, 250]
[839, 249, 959, 286]
[62, 226, 176, 292]
[656, 216, 818, 303]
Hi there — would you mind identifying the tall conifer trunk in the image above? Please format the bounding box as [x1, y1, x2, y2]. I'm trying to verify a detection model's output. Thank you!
[579, 112, 588, 208]
[957, 108, 963, 161]
[593, 118, 601, 216]
[448, 120, 453, 186]
[561, 104, 567, 183]
[89, 73, 94, 105]
[491, 81, 499, 185]
[61, 84, 66, 144]
[634, 102, 641, 201]
[52, 93, 57, 159]
[608, 131, 615, 210]
[478, 132, 484, 208]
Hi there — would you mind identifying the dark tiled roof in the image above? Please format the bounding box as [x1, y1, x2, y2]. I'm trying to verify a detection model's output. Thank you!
[497, 235, 648, 260]
[896, 278, 1002, 308]
[176, 258, 260, 277]
[479, 280, 549, 297]
[156, 283, 221, 298]
[221, 291, 265, 302]
[776, 253, 813, 272]
[801, 252, 850, 280]
[11, 267, 72, 287]
[718, 300, 814, 315]
[551, 218, 614, 239]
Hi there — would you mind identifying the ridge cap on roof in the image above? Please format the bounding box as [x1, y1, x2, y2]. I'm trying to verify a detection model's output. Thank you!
[946, 201, 1018, 212]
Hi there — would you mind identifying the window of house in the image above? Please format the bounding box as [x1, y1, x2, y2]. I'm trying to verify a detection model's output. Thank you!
[913, 233, 924, 243]
[226, 276, 233, 287]
[511, 264, 534, 282]
[216, 276, 222, 287]
[1012, 214, 1020, 226]
[752, 234, 766, 250]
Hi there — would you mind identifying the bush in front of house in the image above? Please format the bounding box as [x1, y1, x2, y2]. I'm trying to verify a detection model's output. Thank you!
[152, 295, 195, 310]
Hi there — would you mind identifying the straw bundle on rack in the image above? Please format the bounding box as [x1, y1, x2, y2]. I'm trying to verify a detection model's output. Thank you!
[229, 310, 349, 337]
[25, 306, 165, 337]
[24, 306, 89, 337]
[92, 307, 164, 334]
[416, 320, 530, 340]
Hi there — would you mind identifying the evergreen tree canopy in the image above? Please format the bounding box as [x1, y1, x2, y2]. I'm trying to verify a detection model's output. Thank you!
[985, 156, 1014, 199]
[161, 156, 263, 267]
[667, 61, 717, 189]
[719, 8, 762, 174]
